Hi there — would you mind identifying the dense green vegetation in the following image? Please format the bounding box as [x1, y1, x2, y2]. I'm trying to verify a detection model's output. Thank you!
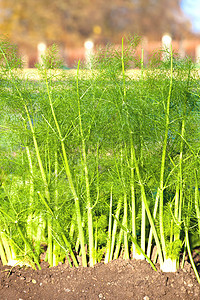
[0, 37, 200, 282]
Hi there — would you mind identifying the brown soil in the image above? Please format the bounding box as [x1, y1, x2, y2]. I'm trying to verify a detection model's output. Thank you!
[0, 258, 200, 300]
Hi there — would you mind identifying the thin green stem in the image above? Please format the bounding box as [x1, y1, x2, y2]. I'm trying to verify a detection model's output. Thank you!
[54, 149, 58, 208]
[121, 37, 126, 102]
[123, 192, 129, 259]
[195, 170, 200, 233]
[177, 114, 185, 228]
[147, 189, 159, 258]
[77, 60, 95, 266]
[113, 227, 123, 259]
[131, 138, 164, 265]
[105, 187, 113, 263]
[159, 46, 173, 259]
[25, 146, 35, 240]
[0, 234, 8, 265]
[109, 196, 123, 261]
[130, 141, 137, 258]
[185, 228, 200, 284]
[0, 231, 12, 263]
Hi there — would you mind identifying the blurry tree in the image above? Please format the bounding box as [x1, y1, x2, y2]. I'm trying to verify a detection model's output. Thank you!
[129, 0, 192, 39]
[0, 0, 193, 50]
[99, 0, 192, 40]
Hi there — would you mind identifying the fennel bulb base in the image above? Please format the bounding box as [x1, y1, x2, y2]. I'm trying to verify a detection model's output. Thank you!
[161, 258, 177, 272]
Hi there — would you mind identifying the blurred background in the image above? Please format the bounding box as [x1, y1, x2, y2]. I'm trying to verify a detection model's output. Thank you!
[0, 0, 200, 67]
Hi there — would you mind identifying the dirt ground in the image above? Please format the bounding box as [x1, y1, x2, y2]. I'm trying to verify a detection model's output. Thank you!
[0, 257, 200, 300]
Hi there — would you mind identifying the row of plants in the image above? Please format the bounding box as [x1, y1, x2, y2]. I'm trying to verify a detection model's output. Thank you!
[0, 37, 200, 281]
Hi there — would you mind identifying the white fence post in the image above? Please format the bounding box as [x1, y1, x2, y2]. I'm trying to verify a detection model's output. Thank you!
[195, 44, 200, 64]
[84, 40, 94, 68]
[37, 43, 46, 64]
[162, 34, 172, 60]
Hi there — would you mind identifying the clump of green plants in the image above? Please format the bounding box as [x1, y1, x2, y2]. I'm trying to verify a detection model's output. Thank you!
[0, 36, 200, 283]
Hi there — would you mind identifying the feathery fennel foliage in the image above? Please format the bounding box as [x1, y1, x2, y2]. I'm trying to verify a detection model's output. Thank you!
[0, 37, 200, 279]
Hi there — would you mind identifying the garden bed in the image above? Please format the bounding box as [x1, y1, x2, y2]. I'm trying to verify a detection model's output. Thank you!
[1, 258, 200, 300]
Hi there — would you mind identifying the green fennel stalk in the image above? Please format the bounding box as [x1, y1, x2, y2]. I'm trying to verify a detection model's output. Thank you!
[194, 170, 200, 233]
[159, 47, 173, 261]
[44, 69, 87, 267]
[76, 61, 95, 266]
[0, 235, 8, 265]
[104, 187, 113, 263]
[185, 227, 200, 284]
[140, 49, 146, 258]
[130, 139, 137, 258]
